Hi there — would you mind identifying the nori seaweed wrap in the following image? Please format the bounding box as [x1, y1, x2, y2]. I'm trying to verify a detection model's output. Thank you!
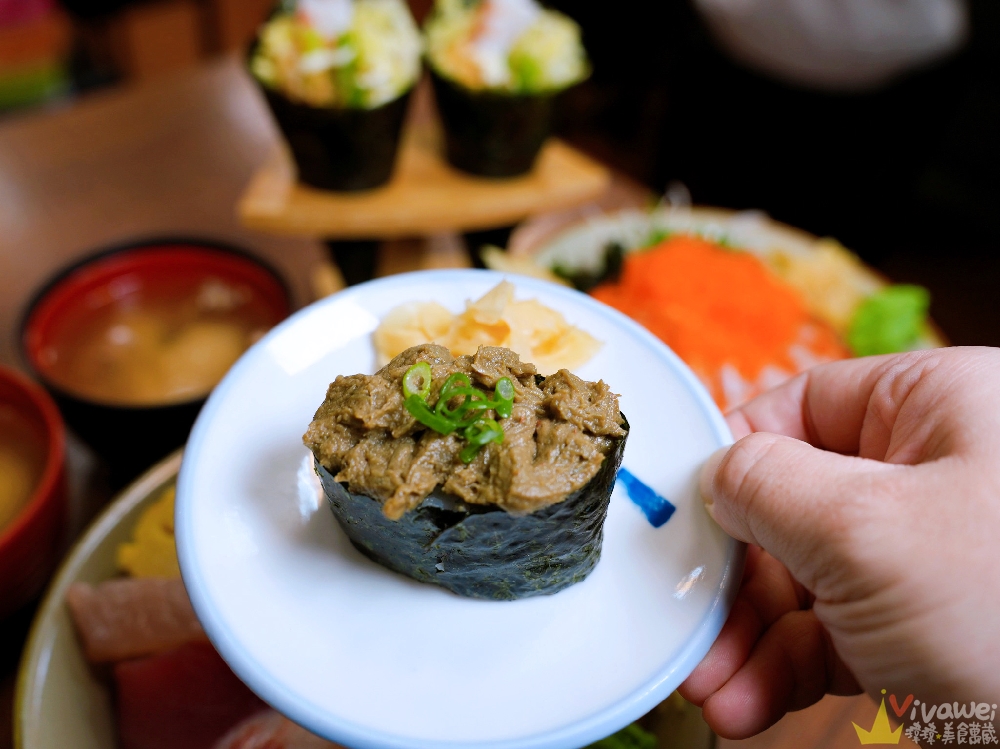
[316, 411, 626, 600]
[304, 344, 628, 600]
[261, 89, 410, 191]
[431, 71, 553, 178]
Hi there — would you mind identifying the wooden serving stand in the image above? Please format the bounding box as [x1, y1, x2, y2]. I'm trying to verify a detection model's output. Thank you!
[237, 83, 610, 287]
[239, 127, 611, 240]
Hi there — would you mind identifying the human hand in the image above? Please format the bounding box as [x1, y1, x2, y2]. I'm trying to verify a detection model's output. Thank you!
[679, 347, 1000, 738]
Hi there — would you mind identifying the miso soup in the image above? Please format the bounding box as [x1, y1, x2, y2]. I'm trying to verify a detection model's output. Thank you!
[36, 276, 276, 406]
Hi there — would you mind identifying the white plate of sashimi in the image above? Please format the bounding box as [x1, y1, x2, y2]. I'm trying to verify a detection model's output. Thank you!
[173, 269, 742, 749]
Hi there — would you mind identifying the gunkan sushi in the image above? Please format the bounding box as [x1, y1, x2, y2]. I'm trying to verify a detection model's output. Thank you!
[250, 0, 423, 190]
[303, 343, 627, 600]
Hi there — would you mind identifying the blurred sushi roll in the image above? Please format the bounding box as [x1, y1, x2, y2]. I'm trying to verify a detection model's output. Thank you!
[250, 0, 423, 190]
[424, 0, 590, 177]
[304, 344, 628, 600]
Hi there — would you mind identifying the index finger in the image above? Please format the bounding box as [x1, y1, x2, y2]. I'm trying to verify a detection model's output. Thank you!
[725, 353, 922, 455]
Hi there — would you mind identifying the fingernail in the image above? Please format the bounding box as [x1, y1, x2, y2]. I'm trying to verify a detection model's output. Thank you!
[700, 447, 729, 521]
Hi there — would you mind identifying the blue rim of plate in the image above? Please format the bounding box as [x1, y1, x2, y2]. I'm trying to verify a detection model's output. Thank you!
[176, 269, 744, 749]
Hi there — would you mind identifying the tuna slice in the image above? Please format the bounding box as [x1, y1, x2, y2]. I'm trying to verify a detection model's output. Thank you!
[66, 578, 206, 663]
[213, 711, 346, 749]
[116, 640, 267, 749]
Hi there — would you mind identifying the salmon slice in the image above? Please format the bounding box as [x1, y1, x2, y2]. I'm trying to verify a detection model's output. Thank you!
[214, 711, 346, 749]
[66, 577, 206, 663]
[116, 640, 267, 749]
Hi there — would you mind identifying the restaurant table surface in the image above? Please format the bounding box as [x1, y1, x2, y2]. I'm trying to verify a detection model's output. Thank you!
[0, 57, 917, 749]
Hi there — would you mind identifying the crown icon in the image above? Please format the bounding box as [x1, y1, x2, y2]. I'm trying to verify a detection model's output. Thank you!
[853, 695, 903, 745]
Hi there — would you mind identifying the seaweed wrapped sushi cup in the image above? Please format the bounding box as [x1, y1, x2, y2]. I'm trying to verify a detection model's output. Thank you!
[250, 0, 423, 191]
[260, 88, 411, 191]
[431, 70, 553, 178]
[424, 0, 589, 177]
[305, 344, 628, 600]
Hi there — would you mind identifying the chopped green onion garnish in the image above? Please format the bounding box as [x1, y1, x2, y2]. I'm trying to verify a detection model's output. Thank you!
[404, 394, 457, 434]
[459, 418, 503, 463]
[402, 362, 432, 400]
[435, 373, 473, 418]
[401, 369, 514, 456]
[464, 418, 503, 445]
[494, 377, 514, 418]
[439, 372, 471, 399]
[436, 385, 479, 420]
[452, 399, 494, 428]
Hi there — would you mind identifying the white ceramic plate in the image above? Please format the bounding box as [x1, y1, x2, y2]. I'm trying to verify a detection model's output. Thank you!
[176, 269, 742, 749]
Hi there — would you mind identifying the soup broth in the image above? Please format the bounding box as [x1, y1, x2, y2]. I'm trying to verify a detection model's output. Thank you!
[0, 405, 47, 533]
[38, 276, 275, 406]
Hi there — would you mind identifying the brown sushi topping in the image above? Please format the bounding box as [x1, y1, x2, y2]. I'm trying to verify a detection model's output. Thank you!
[304, 344, 625, 520]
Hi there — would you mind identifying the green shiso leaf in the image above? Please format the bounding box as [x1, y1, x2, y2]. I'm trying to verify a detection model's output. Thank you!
[586, 723, 658, 749]
[847, 284, 931, 357]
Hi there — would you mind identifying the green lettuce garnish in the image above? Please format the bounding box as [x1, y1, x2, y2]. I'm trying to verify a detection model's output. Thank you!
[586, 723, 658, 749]
[847, 284, 931, 357]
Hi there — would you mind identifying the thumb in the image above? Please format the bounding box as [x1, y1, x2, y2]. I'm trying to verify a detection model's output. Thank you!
[701, 433, 895, 592]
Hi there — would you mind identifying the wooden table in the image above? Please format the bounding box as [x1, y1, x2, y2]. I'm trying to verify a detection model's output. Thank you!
[0, 56, 326, 371]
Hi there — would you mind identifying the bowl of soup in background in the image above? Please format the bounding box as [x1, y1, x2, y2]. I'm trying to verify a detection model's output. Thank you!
[0, 365, 67, 619]
[21, 239, 291, 488]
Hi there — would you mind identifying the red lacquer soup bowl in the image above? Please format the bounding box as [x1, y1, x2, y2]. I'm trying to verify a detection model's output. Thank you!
[0, 365, 67, 618]
[21, 239, 291, 487]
